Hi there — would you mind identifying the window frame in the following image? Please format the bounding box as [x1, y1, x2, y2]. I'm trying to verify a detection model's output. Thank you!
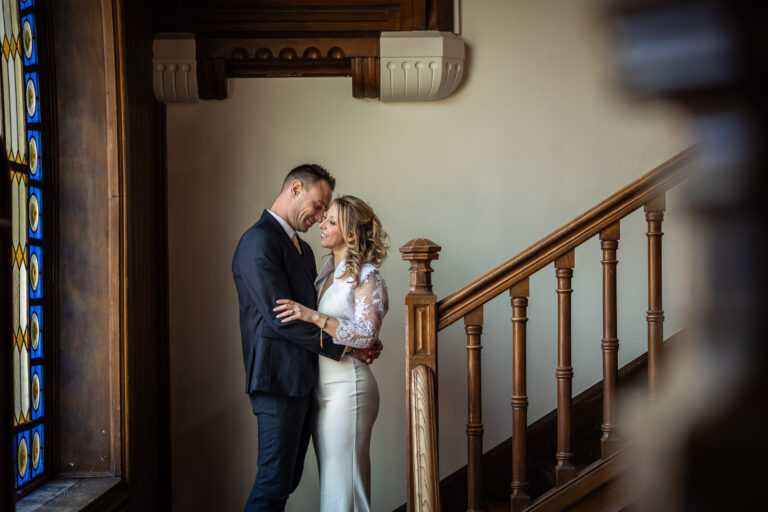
[5, 0, 171, 508]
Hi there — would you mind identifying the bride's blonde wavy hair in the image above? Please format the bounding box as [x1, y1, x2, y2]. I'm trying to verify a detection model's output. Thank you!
[333, 195, 390, 286]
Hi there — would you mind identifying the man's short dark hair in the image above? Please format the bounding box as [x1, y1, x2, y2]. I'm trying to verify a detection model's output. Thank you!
[282, 164, 336, 192]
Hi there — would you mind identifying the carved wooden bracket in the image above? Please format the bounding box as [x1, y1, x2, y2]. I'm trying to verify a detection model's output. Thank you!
[153, 34, 199, 103]
[152, 0, 459, 101]
[380, 31, 465, 101]
[154, 32, 465, 102]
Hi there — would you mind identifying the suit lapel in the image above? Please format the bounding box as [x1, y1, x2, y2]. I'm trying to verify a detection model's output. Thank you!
[260, 211, 315, 282]
[293, 234, 316, 281]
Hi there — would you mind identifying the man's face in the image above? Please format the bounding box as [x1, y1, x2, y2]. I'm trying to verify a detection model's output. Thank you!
[288, 179, 332, 233]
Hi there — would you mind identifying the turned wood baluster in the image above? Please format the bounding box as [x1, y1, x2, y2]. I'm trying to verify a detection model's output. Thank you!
[400, 239, 442, 512]
[464, 307, 484, 512]
[645, 194, 666, 400]
[509, 278, 531, 512]
[555, 250, 576, 485]
[599, 222, 622, 457]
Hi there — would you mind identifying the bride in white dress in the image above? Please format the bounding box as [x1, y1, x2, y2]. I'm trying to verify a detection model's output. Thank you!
[274, 195, 389, 512]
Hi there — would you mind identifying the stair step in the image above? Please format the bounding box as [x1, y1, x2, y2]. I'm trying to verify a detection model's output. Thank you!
[486, 499, 509, 512]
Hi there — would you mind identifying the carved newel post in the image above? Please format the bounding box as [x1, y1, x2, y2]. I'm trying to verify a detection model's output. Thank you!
[401, 238, 441, 512]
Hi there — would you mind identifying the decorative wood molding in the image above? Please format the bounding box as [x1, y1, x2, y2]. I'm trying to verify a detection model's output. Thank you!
[198, 37, 379, 60]
[352, 56, 380, 98]
[153, 34, 199, 103]
[151, 1, 457, 100]
[194, 36, 379, 100]
[436, 149, 693, 329]
[155, 30, 466, 101]
[400, 238, 441, 295]
[380, 31, 465, 101]
[411, 364, 441, 512]
[156, 0, 430, 35]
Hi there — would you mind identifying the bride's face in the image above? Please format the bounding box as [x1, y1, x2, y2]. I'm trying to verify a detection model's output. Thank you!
[319, 203, 346, 250]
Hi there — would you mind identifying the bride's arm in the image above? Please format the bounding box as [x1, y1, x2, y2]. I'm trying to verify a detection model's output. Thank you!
[332, 270, 388, 349]
[274, 269, 388, 349]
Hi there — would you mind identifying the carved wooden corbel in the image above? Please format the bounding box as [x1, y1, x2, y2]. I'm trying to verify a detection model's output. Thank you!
[379, 31, 465, 101]
[153, 30, 466, 102]
[153, 34, 199, 103]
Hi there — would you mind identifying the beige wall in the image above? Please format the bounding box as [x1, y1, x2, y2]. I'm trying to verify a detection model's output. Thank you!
[167, 1, 691, 510]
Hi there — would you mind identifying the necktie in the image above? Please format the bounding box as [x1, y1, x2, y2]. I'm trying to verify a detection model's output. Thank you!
[291, 234, 302, 255]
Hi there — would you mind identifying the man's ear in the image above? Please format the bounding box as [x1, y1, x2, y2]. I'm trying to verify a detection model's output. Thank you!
[290, 179, 303, 198]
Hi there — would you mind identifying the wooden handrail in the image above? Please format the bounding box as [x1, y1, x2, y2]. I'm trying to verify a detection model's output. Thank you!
[436, 149, 693, 330]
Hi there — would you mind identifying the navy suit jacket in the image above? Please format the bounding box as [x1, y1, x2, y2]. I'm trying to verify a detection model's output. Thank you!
[232, 210, 345, 397]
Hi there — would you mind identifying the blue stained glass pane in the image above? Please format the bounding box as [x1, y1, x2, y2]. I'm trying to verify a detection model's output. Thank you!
[29, 186, 41, 239]
[21, 14, 37, 66]
[20, 0, 35, 9]
[30, 305, 42, 358]
[29, 245, 42, 298]
[15, 430, 31, 487]
[28, 130, 41, 179]
[25, 72, 40, 124]
[30, 425, 44, 478]
[30, 364, 43, 420]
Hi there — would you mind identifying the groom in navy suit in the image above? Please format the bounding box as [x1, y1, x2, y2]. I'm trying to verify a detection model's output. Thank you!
[232, 164, 379, 511]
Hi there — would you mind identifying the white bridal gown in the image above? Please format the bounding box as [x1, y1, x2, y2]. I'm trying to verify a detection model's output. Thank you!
[313, 258, 388, 512]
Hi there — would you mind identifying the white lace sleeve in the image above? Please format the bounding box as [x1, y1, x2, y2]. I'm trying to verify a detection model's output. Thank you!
[334, 269, 389, 348]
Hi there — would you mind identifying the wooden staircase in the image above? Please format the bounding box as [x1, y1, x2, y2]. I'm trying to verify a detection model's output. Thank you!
[395, 331, 683, 512]
[399, 150, 692, 511]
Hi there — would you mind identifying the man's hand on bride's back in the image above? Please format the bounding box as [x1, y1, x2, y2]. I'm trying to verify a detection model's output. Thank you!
[350, 339, 383, 364]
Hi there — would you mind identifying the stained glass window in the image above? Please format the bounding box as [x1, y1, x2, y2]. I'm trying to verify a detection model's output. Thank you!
[3, 0, 48, 495]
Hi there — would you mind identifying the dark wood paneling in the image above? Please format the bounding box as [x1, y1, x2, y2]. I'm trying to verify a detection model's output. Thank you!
[156, 0, 424, 35]
[228, 56, 352, 77]
[53, 0, 114, 476]
[351, 56, 379, 97]
[116, 0, 172, 508]
[427, 0, 453, 31]
[199, 36, 379, 59]
[197, 37, 380, 99]
[37, 0, 61, 489]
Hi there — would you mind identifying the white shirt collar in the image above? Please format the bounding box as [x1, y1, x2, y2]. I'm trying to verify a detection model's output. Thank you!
[267, 209, 296, 239]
